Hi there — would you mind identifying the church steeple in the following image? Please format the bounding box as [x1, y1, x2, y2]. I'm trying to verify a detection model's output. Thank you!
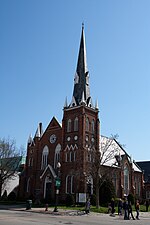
[70, 24, 91, 107]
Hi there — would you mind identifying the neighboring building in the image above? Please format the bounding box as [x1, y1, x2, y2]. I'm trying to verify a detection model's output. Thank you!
[0, 156, 25, 197]
[136, 161, 150, 199]
[18, 25, 143, 203]
[100, 136, 143, 199]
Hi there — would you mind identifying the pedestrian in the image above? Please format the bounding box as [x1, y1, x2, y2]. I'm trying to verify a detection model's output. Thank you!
[85, 198, 90, 214]
[135, 200, 140, 220]
[110, 198, 115, 216]
[145, 200, 149, 212]
[128, 201, 135, 220]
[123, 198, 129, 220]
[118, 198, 123, 215]
[107, 202, 112, 214]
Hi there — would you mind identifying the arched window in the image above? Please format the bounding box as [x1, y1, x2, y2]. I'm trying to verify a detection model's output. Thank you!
[28, 158, 33, 167]
[91, 119, 95, 133]
[74, 117, 78, 131]
[41, 145, 49, 169]
[66, 175, 74, 194]
[124, 165, 129, 195]
[67, 119, 71, 132]
[54, 144, 61, 168]
[86, 117, 89, 131]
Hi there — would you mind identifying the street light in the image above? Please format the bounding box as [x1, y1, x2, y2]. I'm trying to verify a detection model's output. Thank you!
[53, 162, 61, 212]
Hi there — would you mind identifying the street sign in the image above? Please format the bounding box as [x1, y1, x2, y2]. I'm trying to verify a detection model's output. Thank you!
[55, 178, 61, 187]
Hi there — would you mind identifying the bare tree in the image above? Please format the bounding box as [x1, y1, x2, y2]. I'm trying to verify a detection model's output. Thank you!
[88, 134, 122, 208]
[0, 137, 22, 197]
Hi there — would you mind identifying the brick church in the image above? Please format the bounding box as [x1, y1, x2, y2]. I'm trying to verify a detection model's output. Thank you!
[19, 25, 143, 203]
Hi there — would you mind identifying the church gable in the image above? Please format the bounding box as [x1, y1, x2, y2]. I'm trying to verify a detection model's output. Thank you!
[45, 117, 62, 132]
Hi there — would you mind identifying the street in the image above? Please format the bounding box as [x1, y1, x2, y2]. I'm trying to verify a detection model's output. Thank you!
[0, 210, 150, 225]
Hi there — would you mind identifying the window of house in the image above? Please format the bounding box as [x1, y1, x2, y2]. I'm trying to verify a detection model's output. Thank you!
[41, 145, 49, 169]
[67, 119, 71, 132]
[74, 117, 78, 131]
[54, 144, 61, 168]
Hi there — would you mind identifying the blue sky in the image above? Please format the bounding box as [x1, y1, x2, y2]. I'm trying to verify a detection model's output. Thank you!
[0, 0, 150, 161]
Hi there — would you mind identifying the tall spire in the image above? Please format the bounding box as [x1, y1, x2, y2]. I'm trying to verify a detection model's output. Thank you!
[71, 24, 91, 107]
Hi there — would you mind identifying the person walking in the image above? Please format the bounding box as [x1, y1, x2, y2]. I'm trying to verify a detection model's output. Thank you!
[135, 200, 140, 220]
[85, 198, 90, 214]
[128, 201, 135, 220]
[110, 198, 115, 216]
[118, 199, 123, 215]
[123, 199, 129, 220]
[145, 200, 149, 212]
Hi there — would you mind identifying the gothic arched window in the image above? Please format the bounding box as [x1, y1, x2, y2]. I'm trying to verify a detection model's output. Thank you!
[41, 145, 49, 169]
[67, 119, 71, 132]
[66, 175, 74, 194]
[124, 165, 129, 195]
[74, 117, 78, 131]
[54, 144, 61, 168]
[86, 117, 89, 131]
[91, 119, 95, 133]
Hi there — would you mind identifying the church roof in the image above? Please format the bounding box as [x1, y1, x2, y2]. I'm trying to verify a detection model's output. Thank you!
[100, 136, 142, 173]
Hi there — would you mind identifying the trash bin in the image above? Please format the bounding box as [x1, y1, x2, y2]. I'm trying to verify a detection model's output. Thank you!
[26, 199, 32, 210]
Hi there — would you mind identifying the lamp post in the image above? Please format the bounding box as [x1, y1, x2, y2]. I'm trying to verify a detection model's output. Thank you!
[53, 162, 61, 212]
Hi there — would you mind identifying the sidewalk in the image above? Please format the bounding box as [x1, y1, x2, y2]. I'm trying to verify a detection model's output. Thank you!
[0, 204, 82, 216]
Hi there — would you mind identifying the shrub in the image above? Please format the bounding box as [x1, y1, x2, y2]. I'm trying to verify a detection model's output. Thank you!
[99, 179, 116, 206]
[65, 194, 75, 207]
[7, 192, 16, 201]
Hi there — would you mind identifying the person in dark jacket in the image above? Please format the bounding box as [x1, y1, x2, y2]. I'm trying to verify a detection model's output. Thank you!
[145, 200, 149, 212]
[110, 198, 115, 215]
[85, 198, 90, 214]
[128, 201, 135, 220]
[123, 199, 129, 220]
[118, 198, 123, 215]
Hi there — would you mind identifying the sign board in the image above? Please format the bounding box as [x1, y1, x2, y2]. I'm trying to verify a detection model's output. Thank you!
[55, 178, 61, 187]
[78, 193, 86, 203]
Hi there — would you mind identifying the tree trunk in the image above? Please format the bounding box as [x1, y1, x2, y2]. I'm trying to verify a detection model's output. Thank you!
[95, 176, 100, 208]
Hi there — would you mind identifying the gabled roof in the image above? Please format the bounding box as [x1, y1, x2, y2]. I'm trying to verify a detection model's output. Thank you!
[45, 116, 62, 132]
[100, 136, 142, 173]
[40, 164, 57, 180]
[0, 156, 23, 172]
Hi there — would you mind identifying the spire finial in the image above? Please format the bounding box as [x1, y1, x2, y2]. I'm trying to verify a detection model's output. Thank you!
[82, 22, 84, 29]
